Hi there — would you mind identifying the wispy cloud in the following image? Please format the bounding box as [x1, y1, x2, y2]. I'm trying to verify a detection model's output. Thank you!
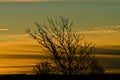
[0, 34, 30, 42]
[79, 25, 120, 34]
[92, 25, 120, 31]
[79, 29, 118, 34]
[0, 29, 8, 31]
[104, 25, 120, 30]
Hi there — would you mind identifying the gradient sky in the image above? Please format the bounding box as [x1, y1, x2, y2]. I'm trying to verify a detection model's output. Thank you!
[0, 0, 120, 45]
[0, 0, 120, 74]
[0, 0, 120, 2]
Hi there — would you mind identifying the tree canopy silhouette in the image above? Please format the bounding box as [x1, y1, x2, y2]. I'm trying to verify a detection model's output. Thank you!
[26, 16, 104, 74]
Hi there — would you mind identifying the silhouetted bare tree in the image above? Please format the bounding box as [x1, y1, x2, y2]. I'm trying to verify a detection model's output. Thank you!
[26, 16, 104, 74]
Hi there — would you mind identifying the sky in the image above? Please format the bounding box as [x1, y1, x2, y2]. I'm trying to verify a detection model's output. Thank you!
[0, 0, 120, 45]
[0, 0, 120, 74]
[0, 0, 120, 2]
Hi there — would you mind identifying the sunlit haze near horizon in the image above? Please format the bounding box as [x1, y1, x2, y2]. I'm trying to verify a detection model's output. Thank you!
[0, 0, 120, 74]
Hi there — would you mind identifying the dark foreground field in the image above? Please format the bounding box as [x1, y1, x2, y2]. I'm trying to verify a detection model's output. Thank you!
[0, 74, 120, 80]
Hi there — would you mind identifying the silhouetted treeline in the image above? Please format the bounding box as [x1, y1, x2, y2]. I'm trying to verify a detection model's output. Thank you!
[0, 74, 120, 80]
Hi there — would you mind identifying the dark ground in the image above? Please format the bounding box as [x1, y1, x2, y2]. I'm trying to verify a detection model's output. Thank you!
[0, 74, 120, 80]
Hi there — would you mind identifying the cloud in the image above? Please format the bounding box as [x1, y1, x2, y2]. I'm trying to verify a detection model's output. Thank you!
[96, 47, 120, 55]
[0, 29, 8, 31]
[79, 25, 120, 35]
[105, 25, 120, 30]
[6, 34, 29, 37]
[92, 25, 120, 30]
[78, 29, 118, 34]
[0, 54, 49, 59]
[0, 34, 32, 42]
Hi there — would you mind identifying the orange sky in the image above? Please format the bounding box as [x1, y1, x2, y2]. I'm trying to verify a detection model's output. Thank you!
[0, 1, 120, 74]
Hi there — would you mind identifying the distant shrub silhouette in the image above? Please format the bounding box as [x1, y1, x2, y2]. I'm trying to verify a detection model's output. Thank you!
[33, 61, 51, 74]
[89, 58, 105, 74]
[33, 61, 59, 74]
[26, 16, 105, 74]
